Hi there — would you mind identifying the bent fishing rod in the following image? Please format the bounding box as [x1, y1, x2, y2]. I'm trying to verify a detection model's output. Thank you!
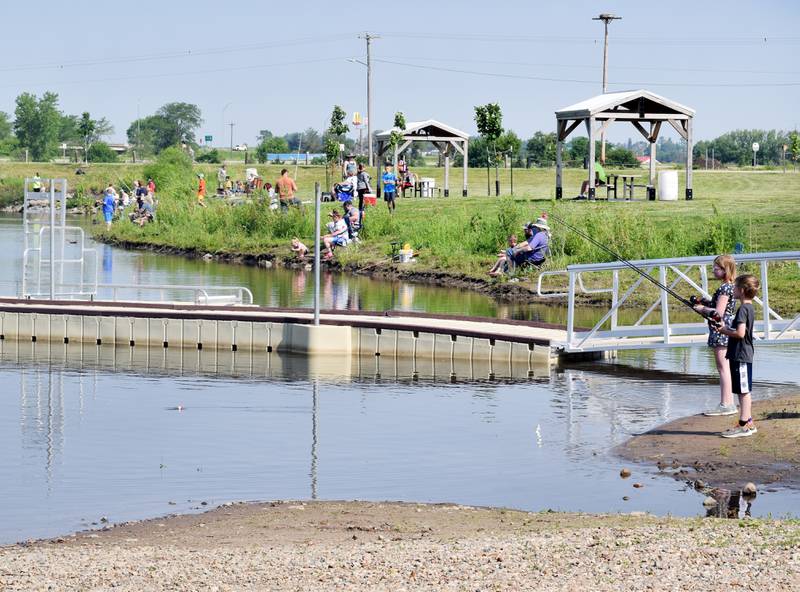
[547, 213, 718, 321]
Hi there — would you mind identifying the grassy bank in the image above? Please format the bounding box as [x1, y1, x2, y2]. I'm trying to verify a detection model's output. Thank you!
[3, 159, 798, 309]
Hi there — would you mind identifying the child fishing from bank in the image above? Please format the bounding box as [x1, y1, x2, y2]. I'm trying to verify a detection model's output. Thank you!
[692, 255, 738, 416]
[712, 274, 760, 438]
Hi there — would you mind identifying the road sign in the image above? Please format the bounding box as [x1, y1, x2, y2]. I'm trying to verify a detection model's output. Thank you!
[752, 142, 760, 152]
[205, 135, 213, 143]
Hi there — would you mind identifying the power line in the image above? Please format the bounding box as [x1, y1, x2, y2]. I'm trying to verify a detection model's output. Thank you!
[0, 57, 350, 90]
[379, 31, 800, 46]
[373, 58, 800, 88]
[0, 34, 354, 74]
[376, 54, 800, 76]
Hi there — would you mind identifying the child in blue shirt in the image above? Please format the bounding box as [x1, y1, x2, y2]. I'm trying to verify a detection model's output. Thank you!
[382, 165, 397, 212]
[102, 188, 116, 228]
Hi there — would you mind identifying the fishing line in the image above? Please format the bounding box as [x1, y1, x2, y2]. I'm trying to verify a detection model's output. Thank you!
[547, 212, 715, 319]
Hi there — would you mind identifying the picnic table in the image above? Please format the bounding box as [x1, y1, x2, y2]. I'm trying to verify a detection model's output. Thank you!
[606, 173, 644, 200]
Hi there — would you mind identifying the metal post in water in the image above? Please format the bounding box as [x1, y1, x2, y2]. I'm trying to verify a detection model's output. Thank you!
[313, 182, 321, 325]
[49, 181, 55, 300]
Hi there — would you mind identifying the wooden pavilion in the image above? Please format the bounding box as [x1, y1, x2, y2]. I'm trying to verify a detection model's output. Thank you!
[554, 90, 696, 200]
[374, 119, 470, 197]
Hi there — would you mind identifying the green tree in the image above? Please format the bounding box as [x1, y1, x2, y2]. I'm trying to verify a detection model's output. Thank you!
[127, 103, 202, 154]
[790, 131, 800, 167]
[474, 103, 503, 194]
[87, 142, 118, 163]
[526, 131, 557, 166]
[0, 111, 11, 140]
[77, 112, 96, 163]
[256, 136, 290, 163]
[389, 111, 406, 165]
[496, 130, 523, 166]
[14, 91, 61, 161]
[257, 129, 274, 142]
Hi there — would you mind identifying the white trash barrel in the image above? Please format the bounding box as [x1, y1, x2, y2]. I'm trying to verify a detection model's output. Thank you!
[658, 170, 678, 201]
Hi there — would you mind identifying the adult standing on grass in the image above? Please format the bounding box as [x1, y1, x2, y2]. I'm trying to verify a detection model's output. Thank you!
[356, 163, 372, 217]
[382, 164, 397, 213]
[196, 173, 207, 208]
[147, 178, 156, 196]
[692, 255, 738, 416]
[217, 164, 227, 193]
[276, 168, 299, 210]
[102, 188, 116, 229]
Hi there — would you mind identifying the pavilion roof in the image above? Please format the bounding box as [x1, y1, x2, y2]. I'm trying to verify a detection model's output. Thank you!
[555, 89, 695, 120]
[375, 119, 470, 140]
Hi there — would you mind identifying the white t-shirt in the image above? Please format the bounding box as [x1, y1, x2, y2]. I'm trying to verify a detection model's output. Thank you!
[327, 218, 348, 240]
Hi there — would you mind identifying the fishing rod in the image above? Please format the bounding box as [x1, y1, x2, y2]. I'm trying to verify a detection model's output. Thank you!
[547, 212, 718, 321]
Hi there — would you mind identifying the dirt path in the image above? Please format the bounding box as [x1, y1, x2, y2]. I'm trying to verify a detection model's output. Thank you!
[617, 393, 800, 489]
[2, 500, 799, 591]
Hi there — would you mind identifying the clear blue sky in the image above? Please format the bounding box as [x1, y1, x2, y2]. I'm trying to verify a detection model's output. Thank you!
[2, 0, 797, 146]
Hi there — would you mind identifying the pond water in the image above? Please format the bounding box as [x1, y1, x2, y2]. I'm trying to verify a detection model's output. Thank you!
[1, 213, 798, 544]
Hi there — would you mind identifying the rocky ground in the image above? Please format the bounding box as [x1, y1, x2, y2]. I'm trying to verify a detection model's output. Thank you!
[1, 500, 799, 591]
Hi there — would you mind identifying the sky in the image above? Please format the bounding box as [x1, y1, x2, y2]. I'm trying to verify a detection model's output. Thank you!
[1, 0, 798, 147]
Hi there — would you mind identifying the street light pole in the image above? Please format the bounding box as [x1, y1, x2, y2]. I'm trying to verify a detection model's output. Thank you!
[593, 13, 621, 165]
[229, 122, 235, 155]
[358, 33, 379, 167]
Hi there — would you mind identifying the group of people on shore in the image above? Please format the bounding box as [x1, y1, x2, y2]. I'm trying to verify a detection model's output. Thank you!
[100, 178, 156, 228]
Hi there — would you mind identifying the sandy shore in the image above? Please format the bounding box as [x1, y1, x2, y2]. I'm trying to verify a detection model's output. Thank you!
[2, 500, 799, 591]
[618, 394, 800, 489]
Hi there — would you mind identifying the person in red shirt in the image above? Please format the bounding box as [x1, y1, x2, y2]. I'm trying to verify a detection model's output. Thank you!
[196, 173, 207, 207]
[147, 178, 156, 195]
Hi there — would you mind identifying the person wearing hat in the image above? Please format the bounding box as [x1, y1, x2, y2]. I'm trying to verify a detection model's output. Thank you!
[322, 209, 350, 260]
[196, 173, 207, 207]
[509, 216, 550, 270]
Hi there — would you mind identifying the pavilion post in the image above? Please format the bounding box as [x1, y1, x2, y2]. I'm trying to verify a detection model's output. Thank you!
[462, 140, 468, 196]
[443, 144, 450, 197]
[376, 141, 382, 198]
[586, 116, 596, 200]
[555, 120, 564, 199]
[685, 119, 693, 200]
[649, 124, 657, 198]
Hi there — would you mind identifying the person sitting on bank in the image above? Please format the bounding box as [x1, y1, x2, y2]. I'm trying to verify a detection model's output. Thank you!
[495, 216, 550, 275]
[578, 161, 607, 199]
[291, 237, 308, 260]
[322, 209, 349, 260]
[487, 234, 517, 276]
[342, 200, 361, 240]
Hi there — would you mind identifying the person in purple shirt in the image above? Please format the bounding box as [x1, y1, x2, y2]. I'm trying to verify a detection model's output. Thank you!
[508, 216, 550, 271]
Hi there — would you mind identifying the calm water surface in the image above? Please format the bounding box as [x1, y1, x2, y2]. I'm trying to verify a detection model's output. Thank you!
[0, 213, 798, 544]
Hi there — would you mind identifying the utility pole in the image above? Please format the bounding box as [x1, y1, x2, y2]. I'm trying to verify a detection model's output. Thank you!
[593, 13, 621, 165]
[359, 32, 379, 167]
[228, 122, 235, 155]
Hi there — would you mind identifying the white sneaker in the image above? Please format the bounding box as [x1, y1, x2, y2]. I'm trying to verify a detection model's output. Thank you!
[703, 403, 738, 417]
[721, 423, 758, 438]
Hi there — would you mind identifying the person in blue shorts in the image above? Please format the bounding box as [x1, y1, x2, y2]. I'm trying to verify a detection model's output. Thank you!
[382, 164, 397, 213]
[102, 188, 116, 228]
[712, 274, 760, 438]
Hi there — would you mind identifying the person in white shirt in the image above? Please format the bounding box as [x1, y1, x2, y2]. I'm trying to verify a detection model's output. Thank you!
[322, 209, 349, 260]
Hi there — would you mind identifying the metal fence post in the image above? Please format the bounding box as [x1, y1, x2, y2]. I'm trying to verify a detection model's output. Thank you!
[566, 270, 576, 349]
[313, 182, 321, 326]
[760, 260, 771, 339]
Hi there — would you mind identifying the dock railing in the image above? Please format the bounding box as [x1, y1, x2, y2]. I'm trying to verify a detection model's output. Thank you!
[538, 251, 800, 353]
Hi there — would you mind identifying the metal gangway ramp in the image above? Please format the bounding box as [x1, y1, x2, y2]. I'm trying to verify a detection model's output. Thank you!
[537, 251, 800, 353]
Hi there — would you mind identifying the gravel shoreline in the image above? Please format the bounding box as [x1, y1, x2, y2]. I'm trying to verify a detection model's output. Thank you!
[2, 500, 799, 591]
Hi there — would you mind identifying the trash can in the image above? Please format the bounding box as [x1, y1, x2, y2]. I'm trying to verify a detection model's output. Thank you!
[657, 170, 678, 201]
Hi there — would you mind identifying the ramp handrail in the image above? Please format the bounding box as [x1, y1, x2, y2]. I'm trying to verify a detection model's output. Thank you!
[559, 251, 800, 353]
